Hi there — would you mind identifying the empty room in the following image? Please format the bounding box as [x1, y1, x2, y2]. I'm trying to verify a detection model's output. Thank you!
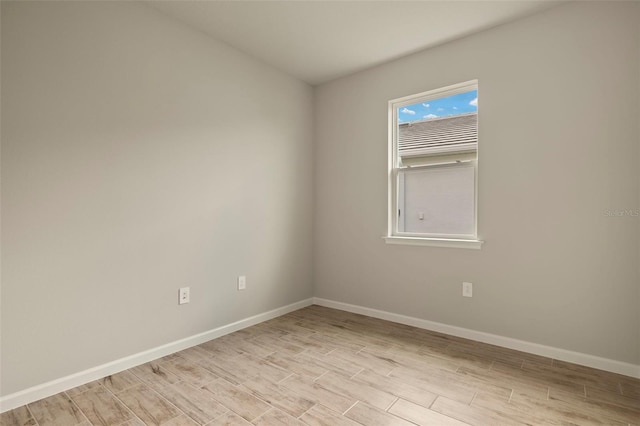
[1, 1, 639, 425]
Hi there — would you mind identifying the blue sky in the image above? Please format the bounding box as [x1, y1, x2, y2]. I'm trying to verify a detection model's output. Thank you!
[398, 90, 477, 123]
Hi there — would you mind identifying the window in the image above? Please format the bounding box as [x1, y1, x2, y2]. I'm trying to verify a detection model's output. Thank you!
[385, 80, 483, 249]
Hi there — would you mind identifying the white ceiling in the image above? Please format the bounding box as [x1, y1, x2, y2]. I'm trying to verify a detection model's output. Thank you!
[148, 1, 562, 85]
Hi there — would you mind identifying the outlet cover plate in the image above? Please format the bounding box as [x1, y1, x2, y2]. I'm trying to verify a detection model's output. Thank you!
[179, 287, 190, 304]
[238, 276, 246, 290]
[462, 282, 473, 298]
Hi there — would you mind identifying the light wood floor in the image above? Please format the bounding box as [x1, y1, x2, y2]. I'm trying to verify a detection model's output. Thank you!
[2, 305, 639, 426]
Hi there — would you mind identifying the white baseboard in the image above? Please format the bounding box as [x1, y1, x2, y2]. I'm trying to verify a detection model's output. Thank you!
[0, 298, 314, 413]
[313, 297, 640, 379]
[3, 296, 638, 413]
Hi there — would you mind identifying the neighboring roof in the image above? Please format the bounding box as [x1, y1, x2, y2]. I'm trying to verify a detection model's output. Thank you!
[399, 112, 477, 158]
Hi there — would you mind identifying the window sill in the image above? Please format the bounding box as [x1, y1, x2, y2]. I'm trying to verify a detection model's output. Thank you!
[383, 236, 484, 249]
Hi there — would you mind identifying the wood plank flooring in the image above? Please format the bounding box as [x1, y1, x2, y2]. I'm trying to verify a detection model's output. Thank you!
[2, 305, 639, 426]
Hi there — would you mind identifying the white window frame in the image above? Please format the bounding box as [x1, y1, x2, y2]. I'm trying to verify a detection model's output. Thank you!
[384, 80, 483, 249]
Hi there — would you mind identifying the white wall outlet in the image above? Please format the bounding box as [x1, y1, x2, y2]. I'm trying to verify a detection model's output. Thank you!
[238, 275, 246, 290]
[462, 282, 473, 298]
[179, 287, 190, 304]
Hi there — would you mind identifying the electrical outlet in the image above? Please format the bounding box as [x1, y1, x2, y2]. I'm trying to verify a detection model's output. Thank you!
[462, 282, 473, 298]
[238, 275, 246, 290]
[179, 287, 190, 304]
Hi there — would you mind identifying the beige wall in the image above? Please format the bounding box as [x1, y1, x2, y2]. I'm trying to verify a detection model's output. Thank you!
[1, 1, 314, 395]
[314, 1, 640, 365]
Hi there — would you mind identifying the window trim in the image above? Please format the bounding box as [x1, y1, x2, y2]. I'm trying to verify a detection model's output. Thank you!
[386, 80, 483, 249]
[383, 236, 483, 249]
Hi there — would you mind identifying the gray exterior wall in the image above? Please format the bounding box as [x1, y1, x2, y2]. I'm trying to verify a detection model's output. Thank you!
[400, 164, 476, 236]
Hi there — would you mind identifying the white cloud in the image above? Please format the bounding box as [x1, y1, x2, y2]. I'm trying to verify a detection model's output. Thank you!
[422, 103, 430, 108]
[424, 114, 438, 119]
[453, 106, 458, 110]
[469, 98, 478, 106]
[401, 107, 416, 115]
[437, 107, 444, 112]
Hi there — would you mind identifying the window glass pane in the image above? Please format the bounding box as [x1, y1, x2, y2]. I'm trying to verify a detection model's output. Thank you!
[399, 164, 475, 236]
[397, 90, 478, 168]
[389, 80, 478, 241]
[398, 90, 477, 123]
